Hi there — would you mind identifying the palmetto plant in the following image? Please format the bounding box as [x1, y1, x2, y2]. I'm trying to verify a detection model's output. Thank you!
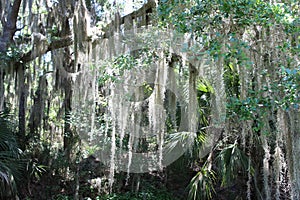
[0, 111, 24, 199]
[188, 165, 216, 200]
[216, 141, 251, 187]
[187, 140, 252, 200]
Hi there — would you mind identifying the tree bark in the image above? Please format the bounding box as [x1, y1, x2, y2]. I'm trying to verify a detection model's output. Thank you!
[0, 0, 21, 52]
[0, 0, 22, 112]
[0, 69, 4, 112]
[63, 61, 74, 162]
[288, 110, 300, 200]
[28, 75, 48, 137]
[18, 63, 27, 150]
[61, 16, 75, 162]
[21, 36, 73, 63]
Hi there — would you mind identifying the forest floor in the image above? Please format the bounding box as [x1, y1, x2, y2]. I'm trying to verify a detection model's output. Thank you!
[24, 156, 247, 200]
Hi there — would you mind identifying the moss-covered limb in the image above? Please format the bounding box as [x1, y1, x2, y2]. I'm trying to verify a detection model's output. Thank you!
[20, 35, 73, 63]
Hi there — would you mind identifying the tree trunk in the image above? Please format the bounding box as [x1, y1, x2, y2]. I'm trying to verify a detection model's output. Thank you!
[288, 110, 300, 199]
[18, 63, 27, 150]
[29, 75, 48, 137]
[0, 69, 4, 112]
[0, 0, 22, 112]
[0, 0, 21, 52]
[63, 66, 73, 161]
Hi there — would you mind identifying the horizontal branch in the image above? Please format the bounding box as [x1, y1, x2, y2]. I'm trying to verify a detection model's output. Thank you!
[20, 36, 73, 63]
[20, 0, 156, 63]
[102, 0, 156, 38]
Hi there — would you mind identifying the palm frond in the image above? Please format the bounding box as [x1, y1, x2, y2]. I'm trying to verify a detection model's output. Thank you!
[0, 111, 24, 198]
[188, 166, 216, 200]
[216, 141, 252, 186]
[164, 131, 197, 156]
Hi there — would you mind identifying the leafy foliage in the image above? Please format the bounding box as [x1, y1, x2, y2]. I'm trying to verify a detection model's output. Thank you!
[188, 166, 216, 200]
[216, 141, 252, 186]
[0, 112, 24, 198]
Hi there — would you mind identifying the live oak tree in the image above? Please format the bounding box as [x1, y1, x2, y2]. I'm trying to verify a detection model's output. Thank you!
[0, 0, 299, 199]
[157, 0, 299, 199]
[0, 1, 98, 198]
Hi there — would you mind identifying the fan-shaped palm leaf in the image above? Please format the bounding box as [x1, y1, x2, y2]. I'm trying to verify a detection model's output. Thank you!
[216, 141, 252, 186]
[188, 165, 216, 200]
[0, 112, 24, 199]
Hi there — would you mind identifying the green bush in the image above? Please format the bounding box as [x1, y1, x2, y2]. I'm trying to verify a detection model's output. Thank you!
[0, 111, 24, 198]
